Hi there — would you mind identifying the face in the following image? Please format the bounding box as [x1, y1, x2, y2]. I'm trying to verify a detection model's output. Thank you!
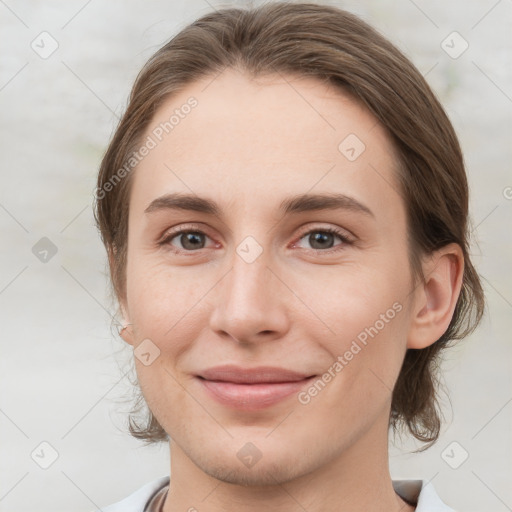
[121, 69, 418, 485]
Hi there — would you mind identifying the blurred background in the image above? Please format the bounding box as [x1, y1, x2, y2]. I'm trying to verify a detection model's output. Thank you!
[0, 0, 511, 510]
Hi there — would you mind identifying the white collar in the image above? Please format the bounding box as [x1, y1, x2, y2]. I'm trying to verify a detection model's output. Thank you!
[393, 479, 456, 511]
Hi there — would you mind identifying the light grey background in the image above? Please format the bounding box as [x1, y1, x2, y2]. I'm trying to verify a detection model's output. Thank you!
[1, 1, 511, 511]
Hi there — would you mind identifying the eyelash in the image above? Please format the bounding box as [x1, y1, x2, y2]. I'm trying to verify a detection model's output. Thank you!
[159, 224, 354, 256]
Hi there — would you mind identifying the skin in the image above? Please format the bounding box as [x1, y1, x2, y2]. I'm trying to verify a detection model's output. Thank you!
[118, 68, 464, 512]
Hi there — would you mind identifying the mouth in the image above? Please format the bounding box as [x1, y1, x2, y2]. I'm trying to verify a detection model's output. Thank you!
[195, 365, 317, 410]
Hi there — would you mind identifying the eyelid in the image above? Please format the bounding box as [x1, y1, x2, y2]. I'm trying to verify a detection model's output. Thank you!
[293, 223, 355, 244]
[159, 222, 355, 253]
[158, 222, 213, 242]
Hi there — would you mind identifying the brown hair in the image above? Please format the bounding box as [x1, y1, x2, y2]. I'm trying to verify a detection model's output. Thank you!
[94, 2, 485, 449]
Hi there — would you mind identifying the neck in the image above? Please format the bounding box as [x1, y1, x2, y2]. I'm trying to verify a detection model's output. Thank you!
[163, 411, 414, 512]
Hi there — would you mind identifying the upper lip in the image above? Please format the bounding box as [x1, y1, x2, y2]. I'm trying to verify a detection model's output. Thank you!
[197, 365, 315, 384]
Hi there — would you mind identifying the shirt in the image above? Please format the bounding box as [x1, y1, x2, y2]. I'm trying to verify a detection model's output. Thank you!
[94, 475, 456, 511]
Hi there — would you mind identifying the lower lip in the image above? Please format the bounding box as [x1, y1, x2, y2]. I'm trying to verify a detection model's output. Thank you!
[197, 376, 315, 410]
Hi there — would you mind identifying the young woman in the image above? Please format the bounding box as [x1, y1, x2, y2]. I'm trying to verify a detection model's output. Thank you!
[93, 3, 484, 511]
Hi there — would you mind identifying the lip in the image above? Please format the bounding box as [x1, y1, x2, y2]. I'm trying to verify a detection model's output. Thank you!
[198, 365, 313, 383]
[196, 365, 316, 410]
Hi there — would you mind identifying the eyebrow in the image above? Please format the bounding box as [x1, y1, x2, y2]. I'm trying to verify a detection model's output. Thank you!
[144, 192, 374, 218]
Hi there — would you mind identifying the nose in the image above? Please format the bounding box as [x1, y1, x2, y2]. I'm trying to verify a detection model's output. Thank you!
[208, 246, 290, 345]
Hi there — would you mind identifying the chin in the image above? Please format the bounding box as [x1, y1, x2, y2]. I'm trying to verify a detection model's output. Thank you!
[183, 434, 319, 488]
[200, 456, 308, 487]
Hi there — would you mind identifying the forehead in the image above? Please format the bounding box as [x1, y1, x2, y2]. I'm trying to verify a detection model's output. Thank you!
[131, 68, 403, 221]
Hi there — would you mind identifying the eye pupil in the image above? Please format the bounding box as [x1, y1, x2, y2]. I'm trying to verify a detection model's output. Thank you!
[310, 232, 334, 249]
[181, 232, 204, 250]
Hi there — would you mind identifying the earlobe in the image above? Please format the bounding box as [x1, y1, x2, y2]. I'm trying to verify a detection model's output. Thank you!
[407, 243, 464, 349]
[118, 301, 135, 346]
[118, 322, 135, 346]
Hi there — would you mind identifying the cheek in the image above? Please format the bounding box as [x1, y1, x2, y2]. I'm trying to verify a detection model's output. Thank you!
[297, 278, 409, 430]
[301, 260, 410, 383]
[292, 288, 409, 451]
[125, 259, 210, 348]
[125, 264, 197, 411]
[306, 260, 407, 335]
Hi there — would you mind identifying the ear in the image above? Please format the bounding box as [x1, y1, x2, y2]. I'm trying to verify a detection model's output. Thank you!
[407, 243, 464, 349]
[108, 245, 135, 347]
